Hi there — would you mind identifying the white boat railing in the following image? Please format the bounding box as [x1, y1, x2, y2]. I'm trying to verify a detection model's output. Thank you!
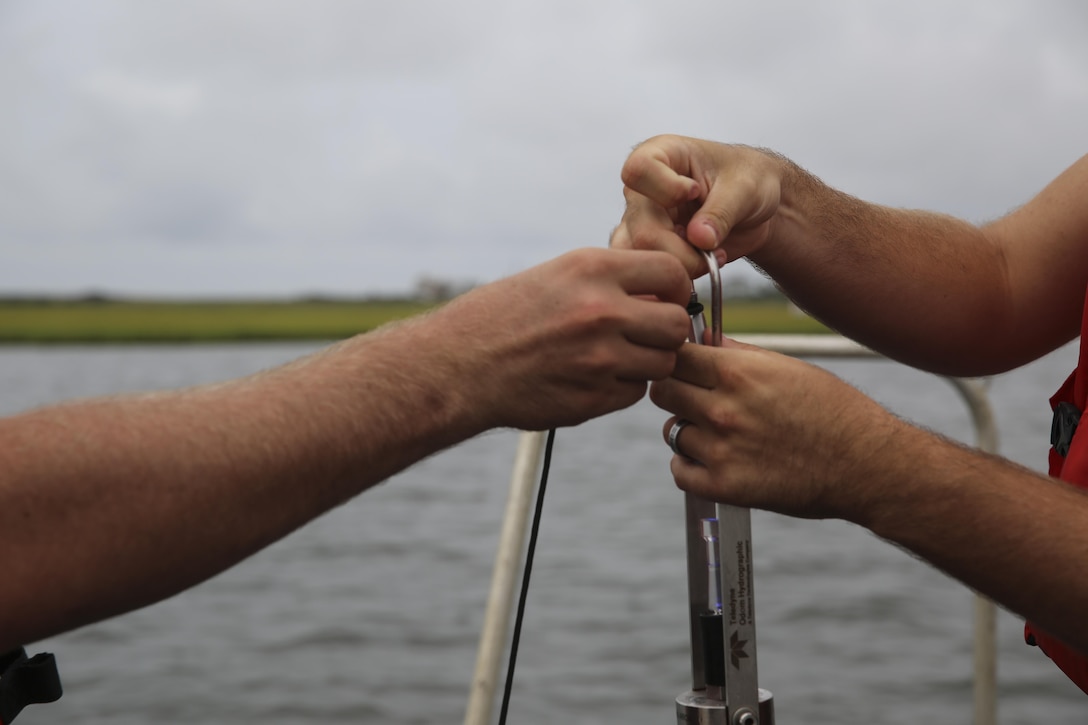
[465, 334, 999, 725]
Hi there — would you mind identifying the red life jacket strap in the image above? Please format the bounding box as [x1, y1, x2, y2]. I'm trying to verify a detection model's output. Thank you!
[1025, 624, 1088, 696]
[1026, 288, 1088, 694]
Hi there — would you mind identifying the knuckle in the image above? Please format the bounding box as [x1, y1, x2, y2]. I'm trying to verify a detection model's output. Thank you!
[648, 379, 667, 407]
[620, 152, 654, 189]
[574, 340, 621, 377]
[648, 378, 677, 409]
[571, 293, 620, 331]
[645, 350, 678, 380]
[614, 383, 648, 411]
[707, 438, 732, 466]
[627, 226, 658, 251]
[670, 461, 687, 488]
[648, 382, 665, 408]
[550, 249, 581, 278]
[704, 401, 737, 433]
[712, 356, 741, 387]
[609, 223, 630, 249]
[672, 315, 692, 345]
[636, 133, 680, 152]
[663, 257, 695, 296]
[571, 247, 613, 278]
[658, 302, 691, 335]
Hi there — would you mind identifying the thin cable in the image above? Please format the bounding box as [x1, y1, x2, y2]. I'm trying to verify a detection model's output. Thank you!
[497, 427, 556, 725]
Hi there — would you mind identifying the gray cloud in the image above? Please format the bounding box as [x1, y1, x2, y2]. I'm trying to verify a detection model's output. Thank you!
[2, 0, 1086, 296]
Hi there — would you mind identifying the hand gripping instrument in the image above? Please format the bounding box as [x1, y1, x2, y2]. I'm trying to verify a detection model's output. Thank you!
[675, 252, 774, 725]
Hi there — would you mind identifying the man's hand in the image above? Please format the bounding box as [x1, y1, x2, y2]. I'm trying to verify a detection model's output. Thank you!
[650, 340, 901, 521]
[610, 135, 786, 278]
[434, 247, 693, 431]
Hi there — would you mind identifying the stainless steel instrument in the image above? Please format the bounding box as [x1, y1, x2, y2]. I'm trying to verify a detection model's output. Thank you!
[675, 252, 774, 725]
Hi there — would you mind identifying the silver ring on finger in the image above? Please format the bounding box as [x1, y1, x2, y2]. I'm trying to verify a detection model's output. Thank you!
[667, 419, 691, 456]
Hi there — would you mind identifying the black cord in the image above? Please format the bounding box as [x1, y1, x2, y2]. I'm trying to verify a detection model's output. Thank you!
[497, 428, 556, 725]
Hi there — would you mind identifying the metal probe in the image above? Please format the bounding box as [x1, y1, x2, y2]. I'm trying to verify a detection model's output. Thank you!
[675, 251, 773, 725]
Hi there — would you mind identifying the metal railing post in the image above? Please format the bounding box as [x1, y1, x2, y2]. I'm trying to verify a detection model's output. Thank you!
[946, 377, 1000, 725]
[463, 430, 547, 725]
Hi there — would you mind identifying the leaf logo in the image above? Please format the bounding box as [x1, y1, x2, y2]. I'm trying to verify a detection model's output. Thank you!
[729, 630, 749, 669]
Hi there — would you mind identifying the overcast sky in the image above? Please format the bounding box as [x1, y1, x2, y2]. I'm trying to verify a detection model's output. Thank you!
[3, 1, 1087, 297]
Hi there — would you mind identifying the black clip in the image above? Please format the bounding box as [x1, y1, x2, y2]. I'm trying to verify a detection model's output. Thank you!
[0, 648, 62, 724]
[1051, 401, 1082, 458]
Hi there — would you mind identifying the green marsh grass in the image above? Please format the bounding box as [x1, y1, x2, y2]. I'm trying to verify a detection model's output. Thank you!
[0, 297, 828, 343]
[0, 299, 439, 343]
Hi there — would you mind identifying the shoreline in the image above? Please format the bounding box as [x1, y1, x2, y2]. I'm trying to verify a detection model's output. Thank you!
[0, 298, 829, 343]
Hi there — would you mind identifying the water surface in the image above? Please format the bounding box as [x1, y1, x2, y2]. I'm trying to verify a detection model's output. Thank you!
[2, 341, 1083, 724]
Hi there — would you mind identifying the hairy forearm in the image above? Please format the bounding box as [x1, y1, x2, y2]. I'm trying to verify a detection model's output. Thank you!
[0, 315, 480, 649]
[618, 138, 1088, 373]
[749, 158, 1029, 375]
[0, 246, 693, 648]
[856, 421, 1088, 653]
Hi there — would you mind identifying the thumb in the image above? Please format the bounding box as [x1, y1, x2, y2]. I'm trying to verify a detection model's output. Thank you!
[687, 168, 781, 253]
[685, 178, 748, 250]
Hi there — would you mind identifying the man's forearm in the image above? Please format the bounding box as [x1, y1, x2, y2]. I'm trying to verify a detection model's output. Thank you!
[0, 247, 693, 649]
[0, 317, 478, 650]
[751, 157, 1026, 375]
[617, 138, 1088, 374]
[854, 421, 1088, 653]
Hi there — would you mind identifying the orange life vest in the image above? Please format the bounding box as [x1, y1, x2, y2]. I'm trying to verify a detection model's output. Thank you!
[1024, 291, 1088, 694]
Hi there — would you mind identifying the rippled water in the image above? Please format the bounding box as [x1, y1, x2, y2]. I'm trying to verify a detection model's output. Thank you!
[1, 341, 1084, 724]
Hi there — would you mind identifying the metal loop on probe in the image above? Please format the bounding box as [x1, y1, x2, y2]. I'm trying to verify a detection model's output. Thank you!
[704, 251, 722, 348]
